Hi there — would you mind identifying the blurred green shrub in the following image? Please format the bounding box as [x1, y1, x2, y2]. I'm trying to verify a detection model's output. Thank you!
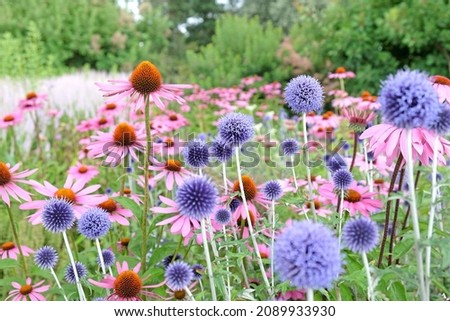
[290, 0, 450, 93]
[186, 15, 291, 88]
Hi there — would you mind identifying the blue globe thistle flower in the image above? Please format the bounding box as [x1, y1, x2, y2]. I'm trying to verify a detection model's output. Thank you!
[280, 138, 299, 156]
[332, 169, 353, 190]
[262, 180, 283, 201]
[379, 69, 440, 129]
[342, 218, 379, 253]
[93, 297, 106, 301]
[426, 104, 450, 135]
[229, 198, 240, 213]
[284, 75, 324, 114]
[176, 176, 218, 220]
[342, 142, 350, 151]
[326, 155, 347, 173]
[218, 112, 254, 147]
[214, 209, 232, 225]
[78, 207, 111, 240]
[35, 246, 58, 270]
[210, 138, 233, 163]
[64, 262, 87, 284]
[274, 221, 342, 290]
[183, 140, 210, 168]
[161, 254, 182, 269]
[42, 198, 75, 233]
[191, 263, 204, 281]
[97, 249, 115, 268]
[165, 261, 194, 290]
[197, 133, 208, 141]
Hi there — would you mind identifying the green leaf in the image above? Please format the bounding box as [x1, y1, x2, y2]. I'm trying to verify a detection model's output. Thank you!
[387, 281, 407, 301]
[0, 259, 19, 269]
[148, 244, 178, 266]
[114, 196, 142, 222]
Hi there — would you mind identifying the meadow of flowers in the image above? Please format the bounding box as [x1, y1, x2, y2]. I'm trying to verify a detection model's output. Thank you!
[1, 62, 449, 301]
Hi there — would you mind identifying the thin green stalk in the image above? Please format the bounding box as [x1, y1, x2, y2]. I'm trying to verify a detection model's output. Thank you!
[142, 95, 152, 271]
[362, 252, 374, 301]
[201, 218, 217, 300]
[235, 148, 272, 297]
[6, 205, 28, 275]
[302, 113, 317, 221]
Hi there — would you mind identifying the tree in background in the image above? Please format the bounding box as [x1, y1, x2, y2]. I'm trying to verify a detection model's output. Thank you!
[289, 0, 450, 92]
[187, 15, 291, 88]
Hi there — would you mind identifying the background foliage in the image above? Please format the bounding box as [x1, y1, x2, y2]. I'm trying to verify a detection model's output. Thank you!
[0, 0, 449, 91]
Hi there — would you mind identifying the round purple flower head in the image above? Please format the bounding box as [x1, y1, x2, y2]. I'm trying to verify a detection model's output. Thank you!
[165, 261, 194, 290]
[427, 104, 450, 135]
[183, 140, 210, 168]
[214, 208, 231, 225]
[161, 254, 182, 269]
[284, 75, 324, 114]
[263, 180, 283, 201]
[176, 176, 218, 220]
[229, 198, 240, 213]
[280, 138, 299, 156]
[379, 69, 440, 129]
[64, 262, 87, 284]
[35, 246, 58, 270]
[210, 138, 233, 163]
[97, 249, 115, 268]
[191, 263, 204, 281]
[274, 221, 342, 290]
[218, 112, 254, 147]
[42, 198, 75, 233]
[332, 169, 353, 190]
[78, 207, 111, 240]
[342, 218, 379, 253]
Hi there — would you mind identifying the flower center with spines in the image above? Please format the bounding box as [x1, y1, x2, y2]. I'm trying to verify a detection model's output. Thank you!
[432, 75, 450, 86]
[174, 290, 186, 300]
[113, 122, 137, 146]
[129, 61, 162, 95]
[1, 241, 15, 251]
[0, 162, 12, 186]
[98, 198, 117, 213]
[20, 284, 33, 295]
[165, 138, 174, 147]
[344, 189, 362, 203]
[306, 199, 321, 210]
[336, 67, 346, 73]
[232, 175, 257, 201]
[106, 103, 117, 110]
[26, 92, 37, 100]
[114, 270, 142, 298]
[98, 117, 108, 125]
[169, 114, 178, 121]
[123, 188, 131, 195]
[78, 166, 88, 174]
[3, 114, 14, 122]
[54, 188, 76, 203]
[120, 237, 130, 247]
[165, 159, 182, 172]
[374, 178, 384, 184]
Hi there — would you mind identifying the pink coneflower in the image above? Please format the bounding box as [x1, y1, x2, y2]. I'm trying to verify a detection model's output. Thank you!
[68, 163, 99, 183]
[360, 124, 450, 166]
[88, 122, 145, 166]
[351, 154, 393, 176]
[319, 182, 383, 217]
[0, 162, 36, 206]
[155, 112, 189, 131]
[0, 111, 23, 129]
[21, 176, 107, 224]
[153, 137, 185, 156]
[75, 116, 114, 132]
[112, 189, 142, 204]
[276, 289, 305, 301]
[342, 106, 375, 133]
[97, 102, 125, 116]
[430, 75, 450, 103]
[5, 278, 49, 301]
[96, 61, 190, 111]
[357, 91, 380, 110]
[294, 197, 333, 218]
[328, 67, 356, 79]
[221, 176, 271, 221]
[0, 241, 34, 259]
[18, 91, 47, 111]
[292, 174, 327, 191]
[148, 159, 192, 190]
[97, 198, 133, 226]
[152, 196, 201, 237]
[89, 261, 164, 301]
